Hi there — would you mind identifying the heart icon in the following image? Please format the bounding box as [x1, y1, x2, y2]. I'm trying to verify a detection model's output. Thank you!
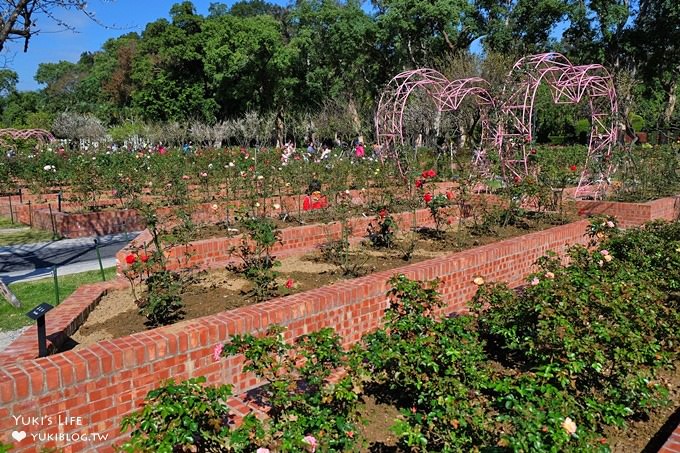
[11, 430, 26, 442]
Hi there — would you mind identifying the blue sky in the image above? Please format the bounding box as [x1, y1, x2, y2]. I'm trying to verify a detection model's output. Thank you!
[4, 1, 243, 91]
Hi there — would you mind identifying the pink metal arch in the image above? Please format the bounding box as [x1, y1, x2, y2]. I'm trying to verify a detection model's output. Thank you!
[496, 53, 618, 197]
[375, 70, 495, 173]
[0, 128, 55, 143]
[375, 53, 619, 197]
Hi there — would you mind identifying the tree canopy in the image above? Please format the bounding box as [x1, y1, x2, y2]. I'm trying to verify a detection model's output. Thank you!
[1, 0, 679, 139]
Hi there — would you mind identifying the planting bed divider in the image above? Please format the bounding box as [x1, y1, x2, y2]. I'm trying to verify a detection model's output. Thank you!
[1, 195, 679, 452]
[575, 195, 680, 227]
[0, 182, 459, 238]
[1, 219, 592, 452]
[117, 208, 436, 273]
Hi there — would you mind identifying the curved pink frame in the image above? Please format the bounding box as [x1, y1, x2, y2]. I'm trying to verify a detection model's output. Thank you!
[375, 70, 495, 174]
[0, 128, 55, 143]
[497, 53, 618, 197]
[375, 53, 618, 197]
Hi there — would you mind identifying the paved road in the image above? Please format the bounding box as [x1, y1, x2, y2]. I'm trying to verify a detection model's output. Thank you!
[0, 232, 139, 283]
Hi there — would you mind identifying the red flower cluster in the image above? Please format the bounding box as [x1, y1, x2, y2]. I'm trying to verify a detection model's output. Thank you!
[421, 169, 436, 179]
[285, 278, 295, 289]
[569, 164, 578, 172]
[423, 193, 433, 203]
[445, 191, 454, 200]
[378, 209, 388, 219]
[140, 254, 149, 263]
[125, 254, 136, 265]
[416, 169, 436, 189]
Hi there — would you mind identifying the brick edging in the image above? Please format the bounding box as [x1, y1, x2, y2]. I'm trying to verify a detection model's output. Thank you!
[0, 219, 592, 452]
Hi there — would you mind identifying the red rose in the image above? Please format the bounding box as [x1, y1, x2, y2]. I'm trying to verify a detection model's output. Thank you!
[285, 278, 295, 289]
[446, 191, 454, 200]
[421, 170, 428, 178]
[140, 254, 149, 263]
[424, 193, 433, 203]
[378, 209, 388, 219]
[569, 165, 577, 171]
[125, 254, 137, 265]
[427, 169, 436, 178]
[415, 179, 423, 188]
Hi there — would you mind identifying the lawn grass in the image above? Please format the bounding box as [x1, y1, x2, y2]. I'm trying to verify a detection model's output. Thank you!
[0, 215, 57, 246]
[0, 267, 117, 332]
[0, 229, 57, 246]
[0, 216, 18, 228]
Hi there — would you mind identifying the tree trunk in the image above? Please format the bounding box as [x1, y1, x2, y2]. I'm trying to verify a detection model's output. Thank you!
[663, 78, 678, 128]
[434, 109, 442, 137]
[275, 108, 284, 148]
[348, 97, 362, 143]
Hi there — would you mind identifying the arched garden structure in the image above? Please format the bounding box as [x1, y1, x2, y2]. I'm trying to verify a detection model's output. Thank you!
[375, 52, 619, 197]
[497, 53, 618, 197]
[0, 128, 55, 144]
[374, 69, 495, 176]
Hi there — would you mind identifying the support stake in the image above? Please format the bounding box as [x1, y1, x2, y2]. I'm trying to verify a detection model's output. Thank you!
[52, 265, 60, 305]
[94, 238, 106, 281]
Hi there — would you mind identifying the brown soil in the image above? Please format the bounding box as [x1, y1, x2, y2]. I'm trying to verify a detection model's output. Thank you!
[357, 394, 402, 452]
[69, 215, 571, 349]
[606, 363, 680, 452]
[163, 201, 419, 243]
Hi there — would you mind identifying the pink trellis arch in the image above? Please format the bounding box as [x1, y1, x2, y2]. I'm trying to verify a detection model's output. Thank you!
[375, 53, 619, 197]
[0, 128, 55, 144]
[496, 52, 619, 197]
[374, 69, 495, 173]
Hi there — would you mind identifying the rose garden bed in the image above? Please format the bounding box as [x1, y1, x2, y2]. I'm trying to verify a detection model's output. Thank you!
[0, 194, 679, 452]
[73, 215, 569, 347]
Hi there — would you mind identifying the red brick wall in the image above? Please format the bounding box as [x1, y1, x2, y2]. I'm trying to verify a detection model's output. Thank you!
[0, 183, 458, 238]
[660, 425, 680, 453]
[0, 220, 591, 452]
[575, 195, 680, 228]
[117, 208, 436, 273]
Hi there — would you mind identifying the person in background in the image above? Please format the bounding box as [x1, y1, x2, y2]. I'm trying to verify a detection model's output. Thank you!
[307, 142, 316, 156]
[354, 142, 365, 158]
[302, 176, 328, 211]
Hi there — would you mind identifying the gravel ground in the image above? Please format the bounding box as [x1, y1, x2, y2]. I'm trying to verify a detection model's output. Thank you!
[0, 326, 29, 353]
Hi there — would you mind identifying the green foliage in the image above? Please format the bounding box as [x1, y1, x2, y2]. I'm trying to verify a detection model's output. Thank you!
[493, 377, 609, 452]
[366, 208, 397, 248]
[220, 326, 361, 452]
[231, 217, 281, 301]
[605, 219, 680, 293]
[361, 275, 496, 451]
[471, 244, 678, 427]
[119, 377, 235, 453]
[611, 145, 680, 202]
[139, 269, 185, 326]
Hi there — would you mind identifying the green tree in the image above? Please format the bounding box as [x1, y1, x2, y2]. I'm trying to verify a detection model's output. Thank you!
[372, 0, 482, 67]
[633, 0, 680, 128]
[130, 2, 217, 122]
[479, 0, 569, 54]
